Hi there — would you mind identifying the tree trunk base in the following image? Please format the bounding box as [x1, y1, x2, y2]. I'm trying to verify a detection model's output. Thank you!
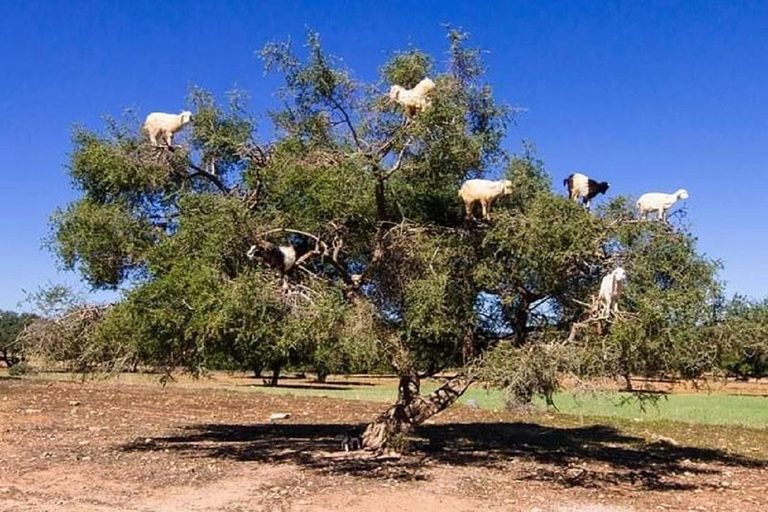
[362, 403, 413, 451]
[362, 373, 474, 452]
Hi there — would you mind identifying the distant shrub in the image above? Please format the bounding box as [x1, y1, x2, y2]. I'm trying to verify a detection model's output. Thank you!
[8, 361, 34, 376]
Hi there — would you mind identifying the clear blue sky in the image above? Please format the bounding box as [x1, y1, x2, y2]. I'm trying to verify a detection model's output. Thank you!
[1, 1, 766, 311]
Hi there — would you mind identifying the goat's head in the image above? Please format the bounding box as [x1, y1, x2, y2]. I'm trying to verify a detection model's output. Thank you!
[501, 180, 514, 195]
[613, 267, 627, 282]
[676, 189, 689, 200]
[597, 181, 610, 195]
[246, 244, 260, 260]
[179, 111, 193, 124]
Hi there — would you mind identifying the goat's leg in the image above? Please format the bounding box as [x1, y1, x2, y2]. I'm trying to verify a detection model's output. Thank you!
[599, 299, 610, 319]
[464, 201, 474, 220]
[481, 200, 490, 220]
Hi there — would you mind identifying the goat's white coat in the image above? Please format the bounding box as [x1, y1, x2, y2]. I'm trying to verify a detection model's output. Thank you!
[458, 179, 513, 220]
[597, 267, 627, 318]
[389, 78, 436, 116]
[279, 245, 297, 272]
[142, 111, 192, 146]
[568, 173, 591, 199]
[637, 189, 689, 221]
[564, 172, 611, 209]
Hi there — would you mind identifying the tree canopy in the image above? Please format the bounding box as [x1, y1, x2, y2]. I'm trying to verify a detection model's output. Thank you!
[46, 29, 743, 449]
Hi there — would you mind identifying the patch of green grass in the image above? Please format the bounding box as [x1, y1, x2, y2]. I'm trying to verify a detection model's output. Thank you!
[540, 390, 768, 428]
[240, 380, 768, 429]
[6, 369, 766, 429]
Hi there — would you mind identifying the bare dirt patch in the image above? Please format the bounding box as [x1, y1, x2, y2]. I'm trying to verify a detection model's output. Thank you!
[1, 376, 766, 511]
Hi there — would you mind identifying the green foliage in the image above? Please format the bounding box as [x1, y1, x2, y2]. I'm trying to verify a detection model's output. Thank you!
[188, 87, 255, 178]
[261, 141, 376, 235]
[8, 361, 33, 376]
[716, 296, 768, 379]
[148, 193, 254, 277]
[52, 198, 155, 287]
[479, 341, 573, 405]
[381, 50, 432, 89]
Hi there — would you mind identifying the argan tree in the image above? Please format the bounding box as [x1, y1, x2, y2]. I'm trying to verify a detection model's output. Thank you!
[50, 30, 724, 450]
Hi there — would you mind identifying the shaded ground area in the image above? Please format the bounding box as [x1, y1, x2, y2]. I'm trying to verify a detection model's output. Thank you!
[1, 376, 767, 511]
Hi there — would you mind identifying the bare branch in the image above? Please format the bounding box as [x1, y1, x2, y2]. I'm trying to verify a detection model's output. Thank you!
[257, 227, 324, 241]
[187, 161, 230, 194]
[373, 120, 409, 159]
[329, 96, 365, 152]
[383, 140, 411, 179]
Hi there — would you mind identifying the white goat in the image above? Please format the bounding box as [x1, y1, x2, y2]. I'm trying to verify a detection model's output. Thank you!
[564, 172, 610, 209]
[597, 267, 627, 318]
[637, 189, 689, 221]
[246, 244, 296, 275]
[458, 179, 513, 220]
[389, 78, 436, 117]
[142, 111, 192, 147]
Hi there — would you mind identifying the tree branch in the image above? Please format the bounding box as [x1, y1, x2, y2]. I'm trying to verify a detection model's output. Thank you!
[187, 161, 230, 194]
[374, 119, 409, 159]
[383, 140, 411, 180]
[329, 96, 365, 152]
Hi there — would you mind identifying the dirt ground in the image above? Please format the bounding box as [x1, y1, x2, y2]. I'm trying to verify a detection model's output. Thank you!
[1, 376, 766, 512]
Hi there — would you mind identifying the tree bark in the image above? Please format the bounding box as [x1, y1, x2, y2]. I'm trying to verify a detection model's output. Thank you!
[513, 304, 529, 347]
[1, 348, 19, 367]
[374, 178, 388, 221]
[361, 372, 475, 451]
[462, 328, 475, 364]
[623, 372, 633, 391]
[266, 364, 281, 387]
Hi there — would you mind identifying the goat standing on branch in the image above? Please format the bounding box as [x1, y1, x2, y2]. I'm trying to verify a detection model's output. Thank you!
[564, 172, 610, 210]
[458, 179, 513, 221]
[142, 111, 192, 147]
[389, 78, 436, 117]
[597, 267, 627, 318]
[637, 189, 689, 221]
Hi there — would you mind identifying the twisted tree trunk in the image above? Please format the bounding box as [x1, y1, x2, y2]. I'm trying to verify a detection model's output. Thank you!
[361, 372, 475, 451]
